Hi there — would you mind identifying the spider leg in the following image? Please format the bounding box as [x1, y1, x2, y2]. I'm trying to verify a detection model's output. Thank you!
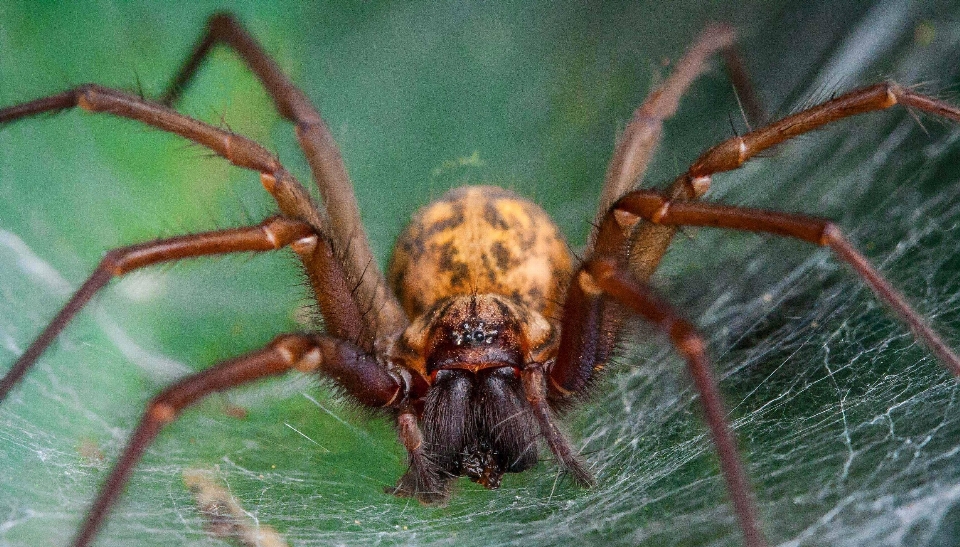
[522, 364, 594, 486]
[159, 13, 407, 343]
[390, 409, 450, 503]
[553, 186, 960, 545]
[0, 85, 373, 348]
[682, 83, 960, 186]
[0, 85, 325, 246]
[661, 82, 960, 201]
[550, 82, 960, 547]
[625, 83, 960, 290]
[0, 216, 319, 402]
[555, 203, 768, 545]
[71, 332, 403, 547]
[584, 258, 766, 547]
[589, 23, 764, 253]
[614, 190, 960, 374]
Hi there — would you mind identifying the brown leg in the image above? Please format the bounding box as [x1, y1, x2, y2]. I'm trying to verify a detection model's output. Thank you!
[390, 409, 448, 503]
[720, 42, 766, 130]
[548, 270, 617, 399]
[615, 190, 960, 375]
[552, 151, 960, 547]
[581, 258, 766, 547]
[627, 82, 960, 289]
[0, 84, 380, 349]
[554, 207, 767, 546]
[2, 85, 281, 175]
[159, 13, 406, 342]
[589, 23, 764, 253]
[0, 85, 321, 234]
[71, 332, 402, 547]
[0, 216, 315, 402]
[522, 364, 594, 486]
[681, 82, 960, 190]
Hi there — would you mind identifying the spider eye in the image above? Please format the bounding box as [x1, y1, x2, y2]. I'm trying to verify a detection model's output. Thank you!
[452, 320, 498, 346]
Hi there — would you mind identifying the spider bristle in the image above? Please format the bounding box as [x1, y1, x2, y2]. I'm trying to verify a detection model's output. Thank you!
[218, 110, 234, 134]
[729, 77, 760, 132]
[727, 112, 742, 138]
[906, 80, 934, 93]
[792, 77, 845, 117]
[288, 260, 327, 330]
[905, 105, 932, 137]
[132, 72, 147, 101]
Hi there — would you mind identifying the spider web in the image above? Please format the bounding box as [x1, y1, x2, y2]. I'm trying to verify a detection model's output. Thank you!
[2, 1, 960, 546]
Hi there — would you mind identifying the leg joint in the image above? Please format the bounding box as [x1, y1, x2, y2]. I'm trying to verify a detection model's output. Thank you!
[75, 83, 103, 112]
[147, 401, 177, 425]
[819, 222, 842, 246]
[882, 81, 901, 108]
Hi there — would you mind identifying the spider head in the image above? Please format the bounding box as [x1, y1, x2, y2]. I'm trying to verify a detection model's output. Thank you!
[393, 294, 553, 496]
[424, 294, 525, 377]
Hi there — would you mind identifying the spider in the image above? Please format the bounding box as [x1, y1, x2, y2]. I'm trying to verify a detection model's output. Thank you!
[2, 10, 960, 547]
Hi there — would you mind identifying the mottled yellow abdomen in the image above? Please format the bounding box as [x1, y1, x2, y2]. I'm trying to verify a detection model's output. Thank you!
[389, 186, 573, 320]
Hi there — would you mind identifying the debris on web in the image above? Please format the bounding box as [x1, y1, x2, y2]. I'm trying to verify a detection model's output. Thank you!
[183, 468, 289, 547]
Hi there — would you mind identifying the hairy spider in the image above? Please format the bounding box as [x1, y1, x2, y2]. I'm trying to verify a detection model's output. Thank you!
[3, 9, 960, 547]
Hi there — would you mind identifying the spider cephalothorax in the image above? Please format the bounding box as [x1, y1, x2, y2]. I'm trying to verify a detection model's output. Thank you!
[387, 186, 572, 498]
[3, 13, 960, 547]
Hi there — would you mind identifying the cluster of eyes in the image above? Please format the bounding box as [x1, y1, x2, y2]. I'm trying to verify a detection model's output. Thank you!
[452, 321, 499, 346]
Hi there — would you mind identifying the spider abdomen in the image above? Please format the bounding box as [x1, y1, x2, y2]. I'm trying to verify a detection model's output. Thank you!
[388, 185, 573, 320]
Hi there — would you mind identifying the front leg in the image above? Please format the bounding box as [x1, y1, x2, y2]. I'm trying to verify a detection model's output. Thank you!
[588, 23, 765, 256]
[0, 217, 314, 402]
[73, 333, 402, 547]
[159, 13, 408, 343]
[552, 190, 767, 545]
[614, 190, 960, 374]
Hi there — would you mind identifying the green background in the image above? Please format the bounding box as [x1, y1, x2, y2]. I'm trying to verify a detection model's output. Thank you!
[2, 1, 960, 546]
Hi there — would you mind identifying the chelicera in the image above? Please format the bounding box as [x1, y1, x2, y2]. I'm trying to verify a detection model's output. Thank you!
[2, 13, 960, 547]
